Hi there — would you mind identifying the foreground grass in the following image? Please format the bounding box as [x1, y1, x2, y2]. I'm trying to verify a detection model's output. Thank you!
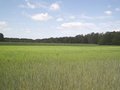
[0, 45, 120, 90]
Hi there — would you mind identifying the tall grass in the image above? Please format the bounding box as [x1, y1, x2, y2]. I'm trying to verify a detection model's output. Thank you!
[0, 45, 120, 90]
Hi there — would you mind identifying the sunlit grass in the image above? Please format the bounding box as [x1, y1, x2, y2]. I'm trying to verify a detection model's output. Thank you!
[0, 45, 120, 90]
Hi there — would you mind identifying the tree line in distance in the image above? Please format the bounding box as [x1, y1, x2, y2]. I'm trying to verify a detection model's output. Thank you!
[0, 31, 120, 45]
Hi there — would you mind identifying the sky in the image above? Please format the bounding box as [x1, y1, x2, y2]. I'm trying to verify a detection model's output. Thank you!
[0, 0, 120, 39]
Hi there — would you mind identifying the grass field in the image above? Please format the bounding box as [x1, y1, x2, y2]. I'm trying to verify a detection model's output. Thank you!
[0, 44, 120, 90]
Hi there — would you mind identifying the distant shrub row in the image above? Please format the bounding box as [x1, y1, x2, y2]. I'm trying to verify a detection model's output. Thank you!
[0, 31, 120, 45]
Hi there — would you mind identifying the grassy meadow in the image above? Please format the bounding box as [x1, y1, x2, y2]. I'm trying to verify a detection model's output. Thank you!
[0, 44, 120, 90]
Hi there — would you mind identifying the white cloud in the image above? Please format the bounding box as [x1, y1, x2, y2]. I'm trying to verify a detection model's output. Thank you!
[113, 29, 120, 31]
[31, 13, 52, 21]
[79, 14, 112, 20]
[69, 16, 76, 19]
[24, 28, 32, 33]
[19, 0, 61, 11]
[61, 22, 82, 29]
[19, 0, 47, 9]
[95, 16, 112, 19]
[0, 21, 7, 30]
[115, 8, 120, 11]
[26, 1, 35, 9]
[56, 18, 64, 22]
[104, 10, 112, 15]
[98, 21, 120, 32]
[59, 22, 97, 30]
[80, 14, 93, 19]
[19, 0, 35, 9]
[50, 3, 60, 11]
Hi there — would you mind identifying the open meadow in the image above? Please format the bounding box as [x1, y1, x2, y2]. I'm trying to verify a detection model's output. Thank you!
[0, 44, 120, 90]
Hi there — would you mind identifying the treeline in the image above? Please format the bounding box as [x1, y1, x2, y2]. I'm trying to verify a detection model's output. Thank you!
[0, 31, 120, 45]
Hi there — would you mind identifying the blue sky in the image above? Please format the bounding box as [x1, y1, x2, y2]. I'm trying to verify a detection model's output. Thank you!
[0, 0, 120, 39]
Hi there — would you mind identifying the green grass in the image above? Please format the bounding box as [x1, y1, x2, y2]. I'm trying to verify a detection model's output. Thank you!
[0, 42, 97, 46]
[0, 45, 120, 90]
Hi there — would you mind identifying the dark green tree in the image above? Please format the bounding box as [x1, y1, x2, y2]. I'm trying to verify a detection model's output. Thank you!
[112, 32, 120, 45]
[0, 33, 4, 41]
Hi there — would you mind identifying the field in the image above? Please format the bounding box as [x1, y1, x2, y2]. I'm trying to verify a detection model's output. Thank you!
[0, 44, 120, 90]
